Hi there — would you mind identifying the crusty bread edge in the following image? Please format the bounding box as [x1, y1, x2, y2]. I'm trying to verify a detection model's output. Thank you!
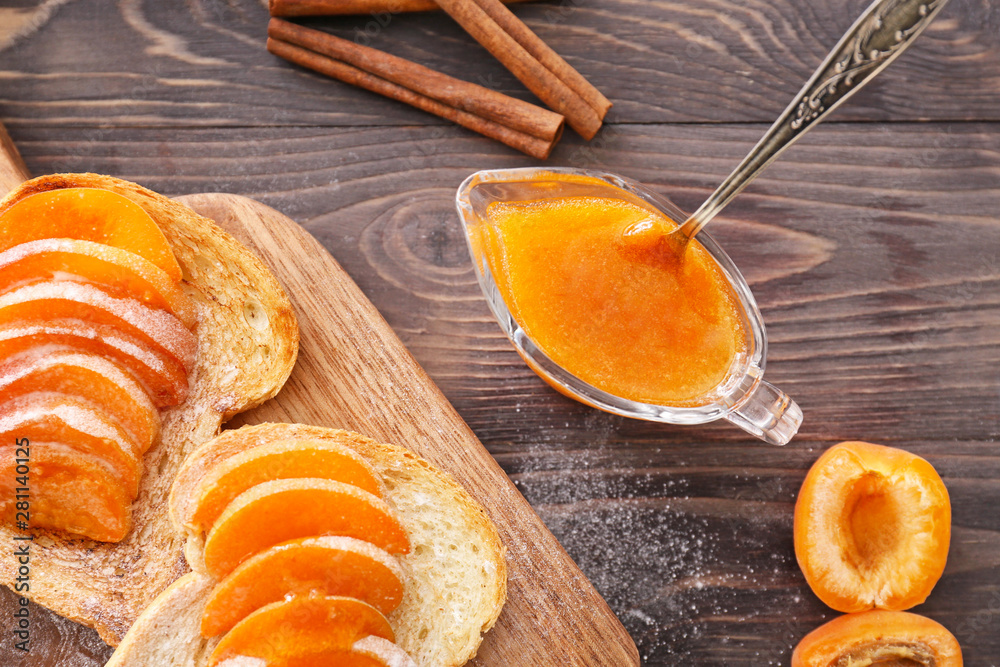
[109, 422, 508, 667]
[0, 172, 300, 413]
[0, 174, 300, 643]
[104, 572, 218, 667]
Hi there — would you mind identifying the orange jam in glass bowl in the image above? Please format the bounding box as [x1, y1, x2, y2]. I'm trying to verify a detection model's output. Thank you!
[457, 167, 802, 445]
[480, 195, 747, 406]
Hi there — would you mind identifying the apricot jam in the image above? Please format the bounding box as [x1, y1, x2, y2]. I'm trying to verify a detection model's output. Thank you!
[480, 195, 748, 406]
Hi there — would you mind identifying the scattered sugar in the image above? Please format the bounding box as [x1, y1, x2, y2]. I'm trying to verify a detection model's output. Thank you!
[0, 238, 151, 275]
[0, 281, 195, 367]
[0, 392, 130, 448]
[0, 348, 154, 415]
[505, 437, 806, 664]
[218, 363, 239, 386]
[0, 321, 170, 376]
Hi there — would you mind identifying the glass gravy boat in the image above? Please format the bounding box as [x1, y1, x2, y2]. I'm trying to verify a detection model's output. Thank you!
[456, 167, 802, 446]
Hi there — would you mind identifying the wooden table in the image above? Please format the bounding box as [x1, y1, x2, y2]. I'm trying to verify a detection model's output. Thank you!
[1, 0, 998, 664]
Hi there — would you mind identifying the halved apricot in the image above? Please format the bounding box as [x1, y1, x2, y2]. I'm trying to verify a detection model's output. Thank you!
[794, 441, 951, 613]
[0, 320, 189, 407]
[201, 535, 404, 637]
[0, 239, 196, 328]
[0, 281, 196, 371]
[0, 187, 182, 281]
[202, 479, 410, 579]
[206, 595, 394, 667]
[189, 439, 383, 532]
[792, 610, 962, 667]
[0, 348, 159, 453]
[0, 442, 132, 542]
[0, 392, 141, 496]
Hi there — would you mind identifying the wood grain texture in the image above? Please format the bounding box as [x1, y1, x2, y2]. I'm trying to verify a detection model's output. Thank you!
[269, 0, 532, 17]
[185, 192, 639, 667]
[0, 0, 996, 130]
[1, 0, 999, 664]
[0, 122, 29, 194]
[0, 151, 637, 666]
[1, 121, 997, 665]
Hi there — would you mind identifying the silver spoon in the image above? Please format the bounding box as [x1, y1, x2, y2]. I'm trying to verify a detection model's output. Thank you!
[672, 0, 950, 245]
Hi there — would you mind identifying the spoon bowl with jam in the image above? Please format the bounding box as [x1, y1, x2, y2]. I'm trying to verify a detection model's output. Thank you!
[457, 167, 800, 445]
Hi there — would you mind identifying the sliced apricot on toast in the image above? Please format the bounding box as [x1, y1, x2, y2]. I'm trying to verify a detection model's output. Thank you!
[0, 239, 196, 328]
[0, 187, 183, 281]
[792, 610, 962, 667]
[0, 392, 142, 496]
[222, 638, 419, 667]
[201, 535, 404, 637]
[202, 479, 410, 579]
[188, 439, 383, 533]
[216, 656, 386, 667]
[794, 441, 951, 613]
[222, 639, 417, 667]
[0, 281, 196, 371]
[0, 348, 159, 452]
[207, 595, 394, 667]
[0, 320, 189, 407]
[0, 442, 132, 542]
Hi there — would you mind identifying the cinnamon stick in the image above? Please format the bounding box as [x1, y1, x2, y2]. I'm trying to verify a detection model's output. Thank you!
[471, 0, 610, 119]
[270, 0, 529, 16]
[432, 0, 606, 139]
[266, 21, 564, 158]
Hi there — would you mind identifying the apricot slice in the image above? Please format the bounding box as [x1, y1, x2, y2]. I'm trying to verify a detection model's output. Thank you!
[794, 441, 951, 613]
[201, 535, 404, 637]
[0, 441, 132, 542]
[0, 392, 142, 496]
[792, 610, 962, 667]
[215, 656, 385, 667]
[0, 281, 196, 371]
[0, 320, 189, 407]
[202, 479, 410, 579]
[0, 187, 182, 281]
[247, 638, 417, 667]
[0, 348, 159, 453]
[241, 655, 384, 667]
[213, 639, 417, 667]
[0, 239, 196, 328]
[206, 595, 394, 667]
[188, 439, 383, 532]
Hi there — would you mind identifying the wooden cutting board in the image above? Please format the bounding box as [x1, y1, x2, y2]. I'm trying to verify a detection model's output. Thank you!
[186, 193, 639, 667]
[0, 123, 639, 665]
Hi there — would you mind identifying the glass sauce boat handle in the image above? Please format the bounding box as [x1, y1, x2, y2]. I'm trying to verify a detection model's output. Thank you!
[724, 378, 803, 446]
[677, 0, 951, 239]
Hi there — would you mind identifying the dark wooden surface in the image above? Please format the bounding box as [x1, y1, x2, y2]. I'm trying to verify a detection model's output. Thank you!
[1, 0, 999, 665]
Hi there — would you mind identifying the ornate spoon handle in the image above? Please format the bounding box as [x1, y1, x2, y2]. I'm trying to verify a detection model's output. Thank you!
[677, 0, 950, 239]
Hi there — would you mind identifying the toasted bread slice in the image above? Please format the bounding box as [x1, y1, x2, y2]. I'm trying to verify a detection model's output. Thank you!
[0, 174, 299, 644]
[108, 423, 506, 667]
